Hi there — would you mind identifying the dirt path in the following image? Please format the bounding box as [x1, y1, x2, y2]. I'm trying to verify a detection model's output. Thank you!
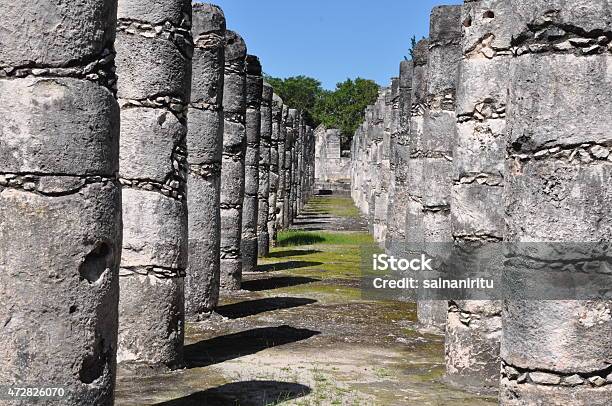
[116, 196, 496, 406]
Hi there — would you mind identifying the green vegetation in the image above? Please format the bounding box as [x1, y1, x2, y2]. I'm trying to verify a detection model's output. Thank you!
[276, 231, 373, 247]
[303, 196, 361, 218]
[264, 74, 379, 149]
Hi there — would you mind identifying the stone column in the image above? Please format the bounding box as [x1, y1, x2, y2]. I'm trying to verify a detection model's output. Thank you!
[276, 105, 288, 232]
[387, 62, 413, 256]
[296, 116, 305, 213]
[419, 5, 462, 333]
[500, 1, 611, 404]
[385, 78, 401, 251]
[185, 3, 225, 318]
[405, 38, 429, 326]
[258, 83, 273, 256]
[446, 0, 511, 393]
[372, 92, 387, 244]
[116, 0, 192, 369]
[220, 31, 247, 290]
[283, 109, 297, 228]
[0, 1, 121, 403]
[268, 94, 283, 245]
[241, 55, 262, 274]
[290, 111, 301, 222]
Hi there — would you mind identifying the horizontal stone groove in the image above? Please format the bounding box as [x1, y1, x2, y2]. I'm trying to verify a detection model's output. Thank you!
[430, 38, 462, 49]
[453, 234, 503, 243]
[457, 102, 506, 122]
[189, 101, 222, 111]
[117, 18, 194, 60]
[224, 111, 246, 123]
[0, 174, 116, 196]
[119, 176, 186, 202]
[409, 151, 453, 160]
[448, 302, 502, 327]
[220, 250, 240, 258]
[465, 33, 513, 60]
[224, 61, 244, 74]
[119, 266, 186, 278]
[501, 362, 612, 387]
[454, 173, 504, 186]
[119, 96, 188, 119]
[219, 203, 242, 210]
[422, 205, 450, 213]
[510, 143, 612, 164]
[189, 163, 221, 178]
[512, 19, 611, 57]
[194, 32, 225, 49]
[0, 48, 117, 93]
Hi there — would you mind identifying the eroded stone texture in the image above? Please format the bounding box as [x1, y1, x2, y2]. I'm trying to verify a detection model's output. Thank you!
[185, 3, 225, 319]
[116, 0, 192, 370]
[385, 77, 401, 252]
[418, 4, 462, 335]
[500, 1, 612, 404]
[405, 38, 429, 327]
[268, 94, 284, 245]
[241, 55, 263, 274]
[257, 83, 273, 256]
[386, 62, 413, 257]
[283, 109, 297, 228]
[446, 0, 511, 393]
[220, 30, 247, 290]
[277, 105, 289, 231]
[0, 2, 121, 404]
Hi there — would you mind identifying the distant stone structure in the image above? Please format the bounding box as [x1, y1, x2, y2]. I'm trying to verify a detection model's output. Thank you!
[258, 83, 274, 256]
[314, 127, 351, 192]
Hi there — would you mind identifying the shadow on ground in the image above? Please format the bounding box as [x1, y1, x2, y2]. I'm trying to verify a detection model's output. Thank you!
[152, 380, 311, 406]
[241, 276, 319, 291]
[215, 297, 317, 319]
[256, 260, 322, 272]
[185, 325, 320, 368]
[263, 249, 321, 258]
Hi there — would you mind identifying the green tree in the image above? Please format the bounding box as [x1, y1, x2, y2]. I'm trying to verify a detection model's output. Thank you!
[263, 74, 323, 124]
[313, 78, 379, 148]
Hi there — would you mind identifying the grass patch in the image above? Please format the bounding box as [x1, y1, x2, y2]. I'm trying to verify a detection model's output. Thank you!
[303, 196, 361, 219]
[277, 230, 374, 247]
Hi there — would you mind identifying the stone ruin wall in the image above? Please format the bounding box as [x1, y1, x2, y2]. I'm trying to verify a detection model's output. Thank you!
[314, 126, 352, 190]
[350, 0, 611, 403]
[0, 1, 315, 402]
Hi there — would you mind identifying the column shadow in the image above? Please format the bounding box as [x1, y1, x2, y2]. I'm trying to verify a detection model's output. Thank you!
[184, 325, 320, 368]
[215, 297, 317, 319]
[152, 380, 311, 406]
[256, 260, 322, 272]
[241, 276, 320, 291]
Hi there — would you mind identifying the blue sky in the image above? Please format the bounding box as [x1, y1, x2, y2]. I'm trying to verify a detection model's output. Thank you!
[202, 0, 462, 89]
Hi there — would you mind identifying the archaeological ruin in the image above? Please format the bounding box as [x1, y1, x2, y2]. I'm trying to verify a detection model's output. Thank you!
[0, 0, 609, 405]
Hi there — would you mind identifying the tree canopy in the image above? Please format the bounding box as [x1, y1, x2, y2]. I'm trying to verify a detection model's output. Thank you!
[264, 74, 380, 149]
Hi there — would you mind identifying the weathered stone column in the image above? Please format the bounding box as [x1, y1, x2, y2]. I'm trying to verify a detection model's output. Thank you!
[270, 98, 285, 239]
[446, 0, 510, 393]
[296, 116, 306, 213]
[372, 92, 388, 244]
[419, 5, 462, 333]
[116, 0, 192, 369]
[385, 77, 401, 252]
[283, 109, 297, 227]
[277, 105, 289, 231]
[185, 3, 225, 318]
[220, 31, 247, 290]
[258, 83, 273, 256]
[387, 62, 413, 256]
[241, 55, 262, 274]
[290, 111, 301, 222]
[0, 1, 121, 403]
[405, 38, 429, 326]
[500, 1, 611, 404]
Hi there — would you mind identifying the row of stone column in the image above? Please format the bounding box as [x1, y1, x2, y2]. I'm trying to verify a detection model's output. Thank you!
[0, 1, 314, 404]
[351, 1, 611, 404]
